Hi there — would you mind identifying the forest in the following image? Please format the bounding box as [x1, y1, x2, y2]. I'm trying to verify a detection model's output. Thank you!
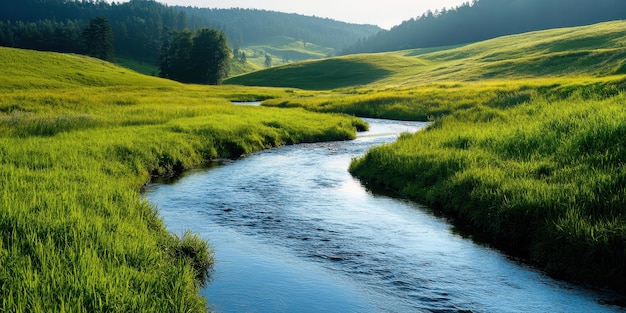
[342, 0, 626, 54]
[0, 0, 380, 64]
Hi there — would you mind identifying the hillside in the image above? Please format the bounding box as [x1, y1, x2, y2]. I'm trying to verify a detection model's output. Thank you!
[227, 20, 626, 90]
[227, 20, 626, 292]
[342, 0, 626, 54]
[0, 48, 177, 90]
[178, 7, 381, 50]
[0, 47, 365, 312]
[0, 0, 381, 68]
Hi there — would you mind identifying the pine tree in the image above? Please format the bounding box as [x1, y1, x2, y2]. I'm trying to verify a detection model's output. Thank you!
[190, 28, 230, 84]
[82, 17, 114, 61]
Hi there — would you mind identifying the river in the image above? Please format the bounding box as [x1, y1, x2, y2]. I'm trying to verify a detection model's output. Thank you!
[144, 118, 625, 313]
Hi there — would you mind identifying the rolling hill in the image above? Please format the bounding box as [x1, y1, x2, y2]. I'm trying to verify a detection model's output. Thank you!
[342, 0, 626, 55]
[226, 20, 626, 90]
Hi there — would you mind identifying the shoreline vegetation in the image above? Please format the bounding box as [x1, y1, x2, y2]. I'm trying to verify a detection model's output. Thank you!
[232, 21, 626, 293]
[348, 84, 626, 292]
[0, 47, 365, 312]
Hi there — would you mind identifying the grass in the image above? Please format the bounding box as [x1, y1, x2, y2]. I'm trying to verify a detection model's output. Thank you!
[115, 57, 159, 76]
[230, 20, 626, 89]
[349, 91, 626, 290]
[226, 54, 394, 90]
[116, 55, 262, 78]
[0, 46, 365, 312]
[225, 20, 626, 292]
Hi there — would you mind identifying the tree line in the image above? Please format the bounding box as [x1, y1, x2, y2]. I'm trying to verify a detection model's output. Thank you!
[342, 0, 626, 55]
[0, 0, 185, 62]
[0, 0, 380, 63]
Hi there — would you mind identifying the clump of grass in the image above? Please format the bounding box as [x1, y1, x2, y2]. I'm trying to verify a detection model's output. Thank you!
[2, 112, 101, 137]
[166, 230, 214, 286]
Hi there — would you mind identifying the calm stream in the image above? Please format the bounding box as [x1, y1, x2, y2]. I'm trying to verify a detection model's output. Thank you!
[144, 118, 624, 313]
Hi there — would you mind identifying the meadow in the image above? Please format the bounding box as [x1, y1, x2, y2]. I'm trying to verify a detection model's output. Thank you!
[0, 47, 365, 312]
[229, 20, 626, 291]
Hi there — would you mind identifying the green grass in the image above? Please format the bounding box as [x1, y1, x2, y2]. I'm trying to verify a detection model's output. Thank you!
[349, 91, 626, 290]
[0, 46, 365, 312]
[226, 20, 626, 291]
[230, 20, 626, 89]
[226, 54, 396, 90]
[115, 57, 159, 76]
[242, 36, 335, 66]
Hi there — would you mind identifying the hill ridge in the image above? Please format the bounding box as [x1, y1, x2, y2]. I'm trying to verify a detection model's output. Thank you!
[226, 20, 626, 90]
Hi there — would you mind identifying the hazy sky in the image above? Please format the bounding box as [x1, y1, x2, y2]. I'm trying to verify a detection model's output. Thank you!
[131, 0, 470, 29]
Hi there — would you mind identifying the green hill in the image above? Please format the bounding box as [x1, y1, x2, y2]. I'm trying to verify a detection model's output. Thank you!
[341, 0, 626, 55]
[228, 20, 626, 90]
[0, 47, 365, 312]
[226, 54, 398, 90]
[0, 48, 179, 90]
[1, 0, 381, 76]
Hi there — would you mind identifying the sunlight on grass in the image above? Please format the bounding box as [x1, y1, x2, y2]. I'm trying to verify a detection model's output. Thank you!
[0, 46, 364, 312]
[231, 20, 626, 291]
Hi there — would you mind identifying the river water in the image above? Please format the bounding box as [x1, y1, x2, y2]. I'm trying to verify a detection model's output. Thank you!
[144, 119, 624, 313]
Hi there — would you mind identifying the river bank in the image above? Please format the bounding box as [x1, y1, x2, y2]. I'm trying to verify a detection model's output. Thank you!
[350, 93, 626, 293]
[146, 119, 625, 312]
[0, 47, 371, 312]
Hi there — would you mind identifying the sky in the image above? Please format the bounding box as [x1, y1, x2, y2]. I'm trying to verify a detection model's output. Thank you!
[130, 0, 470, 29]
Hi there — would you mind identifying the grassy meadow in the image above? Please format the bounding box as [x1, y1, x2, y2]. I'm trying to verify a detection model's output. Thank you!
[229, 20, 626, 291]
[0, 47, 365, 312]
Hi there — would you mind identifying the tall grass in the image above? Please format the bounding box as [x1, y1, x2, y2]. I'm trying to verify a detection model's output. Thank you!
[350, 91, 626, 290]
[262, 76, 626, 120]
[0, 47, 365, 312]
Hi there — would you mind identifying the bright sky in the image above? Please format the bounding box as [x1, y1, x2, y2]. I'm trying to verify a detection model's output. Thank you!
[137, 0, 470, 29]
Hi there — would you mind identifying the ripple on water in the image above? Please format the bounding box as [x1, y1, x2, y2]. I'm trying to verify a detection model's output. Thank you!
[145, 119, 625, 313]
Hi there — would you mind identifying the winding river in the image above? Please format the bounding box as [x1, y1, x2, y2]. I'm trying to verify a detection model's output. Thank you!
[144, 118, 625, 313]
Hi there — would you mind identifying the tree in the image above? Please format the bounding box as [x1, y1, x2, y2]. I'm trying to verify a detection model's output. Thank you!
[168, 29, 193, 82]
[159, 28, 230, 85]
[82, 17, 114, 61]
[264, 54, 272, 68]
[190, 28, 230, 84]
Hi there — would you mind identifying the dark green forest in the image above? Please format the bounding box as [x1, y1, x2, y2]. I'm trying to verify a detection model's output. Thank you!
[177, 7, 381, 50]
[342, 0, 626, 54]
[159, 28, 231, 84]
[0, 0, 380, 63]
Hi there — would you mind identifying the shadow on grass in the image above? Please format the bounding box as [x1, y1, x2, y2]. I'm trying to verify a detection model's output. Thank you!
[225, 58, 392, 90]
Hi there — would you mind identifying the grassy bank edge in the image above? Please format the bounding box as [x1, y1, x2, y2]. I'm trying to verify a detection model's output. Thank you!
[347, 88, 626, 293]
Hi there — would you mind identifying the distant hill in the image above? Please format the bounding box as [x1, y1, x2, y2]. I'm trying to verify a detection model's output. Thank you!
[342, 0, 626, 55]
[226, 20, 626, 89]
[0, 46, 179, 90]
[177, 7, 381, 51]
[0, 0, 380, 66]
